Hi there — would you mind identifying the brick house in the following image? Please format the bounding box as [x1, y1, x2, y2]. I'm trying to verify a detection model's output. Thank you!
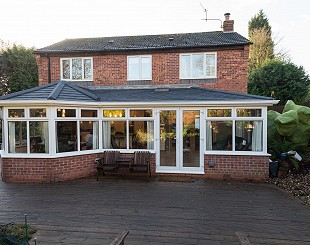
[0, 14, 278, 182]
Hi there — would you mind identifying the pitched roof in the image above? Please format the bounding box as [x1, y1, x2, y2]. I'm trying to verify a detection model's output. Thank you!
[34, 31, 250, 54]
[0, 81, 100, 102]
[0, 81, 274, 104]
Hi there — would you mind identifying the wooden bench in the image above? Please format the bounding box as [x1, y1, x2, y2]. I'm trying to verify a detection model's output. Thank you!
[95, 151, 151, 180]
[95, 151, 120, 181]
[130, 151, 151, 177]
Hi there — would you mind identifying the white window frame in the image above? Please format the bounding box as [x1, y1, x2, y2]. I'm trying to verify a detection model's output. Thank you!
[60, 57, 93, 81]
[205, 107, 267, 155]
[180, 52, 217, 79]
[127, 55, 152, 81]
[5, 107, 50, 155]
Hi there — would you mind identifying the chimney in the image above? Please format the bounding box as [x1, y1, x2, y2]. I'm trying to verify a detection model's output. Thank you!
[223, 13, 234, 32]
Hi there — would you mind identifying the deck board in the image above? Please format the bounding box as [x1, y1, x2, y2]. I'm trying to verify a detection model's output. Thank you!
[0, 177, 309, 244]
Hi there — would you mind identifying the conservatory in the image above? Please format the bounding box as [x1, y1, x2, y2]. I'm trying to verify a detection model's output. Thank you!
[0, 81, 278, 182]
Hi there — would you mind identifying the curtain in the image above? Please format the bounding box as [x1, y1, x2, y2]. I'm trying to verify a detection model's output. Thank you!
[235, 121, 243, 137]
[206, 121, 213, 150]
[8, 122, 16, 153]
[252, 121, 263, 151]
[103, 121, 111, 149]
[93, 122, 99, 149]
[147, 121, 154, 149]
[42, 122, 49, 153]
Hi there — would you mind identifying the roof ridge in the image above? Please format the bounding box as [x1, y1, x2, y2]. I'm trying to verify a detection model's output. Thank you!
[47, 82, 65, 100]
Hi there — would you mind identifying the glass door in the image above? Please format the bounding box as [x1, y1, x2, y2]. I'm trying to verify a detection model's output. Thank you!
[159, 110, 177, 168]
[157, 108, 203, 173]
[182, 110, 201, 168]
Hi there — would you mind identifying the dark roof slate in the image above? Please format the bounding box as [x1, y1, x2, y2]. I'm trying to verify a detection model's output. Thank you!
[0, 81, 100, 102]
[0, 81, 274, 103]
[34, 31, 250, 54]
[91, 87, 272, 103]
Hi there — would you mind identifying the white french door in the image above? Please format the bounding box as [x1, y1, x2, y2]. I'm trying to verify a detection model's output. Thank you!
[156, 108, 204, 174]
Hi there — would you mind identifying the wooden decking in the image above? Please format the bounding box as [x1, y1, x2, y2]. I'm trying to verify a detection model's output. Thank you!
[0, 177, 309, 244]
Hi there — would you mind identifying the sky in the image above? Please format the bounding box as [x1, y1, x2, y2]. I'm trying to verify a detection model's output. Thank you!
[1, 0, 310, 73]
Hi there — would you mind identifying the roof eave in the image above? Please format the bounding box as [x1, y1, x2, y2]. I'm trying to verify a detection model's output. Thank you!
[34, 43, 251, 55]
[0, 99, 279, 107]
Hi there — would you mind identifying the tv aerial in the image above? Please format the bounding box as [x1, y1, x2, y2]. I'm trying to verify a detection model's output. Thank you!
[200, 3, 222, 29]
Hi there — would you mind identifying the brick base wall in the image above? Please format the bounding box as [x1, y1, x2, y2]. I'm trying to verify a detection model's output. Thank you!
[204, 154, 269, 180]
[1, 153, 157, 183]
[1, 153, 101, 183]
[1, 153, 268, 183]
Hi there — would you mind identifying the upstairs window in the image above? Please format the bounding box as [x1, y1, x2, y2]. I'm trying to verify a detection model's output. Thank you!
[127, 56, 152, 80]
[180, 53, 216, 79]
[61, 58, 93, 81]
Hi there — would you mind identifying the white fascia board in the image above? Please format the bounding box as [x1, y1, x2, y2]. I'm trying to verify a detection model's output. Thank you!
[0, 99, 279, 107]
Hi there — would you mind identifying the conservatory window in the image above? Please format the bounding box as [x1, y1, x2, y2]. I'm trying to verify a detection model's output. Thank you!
[56, 121, 77, 153]
[103, 121, 127, 149]
[8, 121, 27, 153]
[30, 121, 49, 153]
[129, 121, 154, 150]
[206, 121, 232, 151]
[8, 109, 24, 118]
[80, 121, 99, 151]
[235, 121, 263, 151]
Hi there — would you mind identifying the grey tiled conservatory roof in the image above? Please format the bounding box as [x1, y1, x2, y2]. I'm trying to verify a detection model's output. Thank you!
[0, 81, 274, 103]
[34, 31, 250, 54]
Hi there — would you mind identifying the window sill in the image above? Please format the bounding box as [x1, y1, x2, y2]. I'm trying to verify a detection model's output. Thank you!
[204, 151, 271, 156]
[179, 78, 217, 85]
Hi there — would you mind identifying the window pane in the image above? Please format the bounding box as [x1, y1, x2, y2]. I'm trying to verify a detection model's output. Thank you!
[128, 57, 139, 80]
[192, 54, 204, 78]
[56, 121, 77, 153]
[62, 59, 70, 79]
[80, 121, 99, 151]
[57, 109, 76, 117]
[8, 121, 27, 153]
[103, 110, 125, 118]
[183, 110, 200, 167]
[83, 58, 92, 80]
[141, 57, 151, 79]
[81, 110, 97, 117]
[235, 121, 263, 151]
[8, 109, 24, 118]
[129, 121, 154, 149]
[237, 109, 262, 117]
[180, 55, 190, 78]
[72, 58, 82, 80]
[130, 109, 152, 117]
[30, 121, 49, 153]
[30, 108, 46, 117]
[207, 109, 231, 117]
[206, 121, 232, 151]
[103, 121, 127, 149]
[206, 54, 216, 77]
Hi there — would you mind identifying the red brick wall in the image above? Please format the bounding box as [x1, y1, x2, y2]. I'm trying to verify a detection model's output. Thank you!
[204, 154, 269, 180]
[36, 45, 249, 93]
[1, 153, 267, 182]
[1, 154, 100, 183]
[1, 153, 156, 183]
